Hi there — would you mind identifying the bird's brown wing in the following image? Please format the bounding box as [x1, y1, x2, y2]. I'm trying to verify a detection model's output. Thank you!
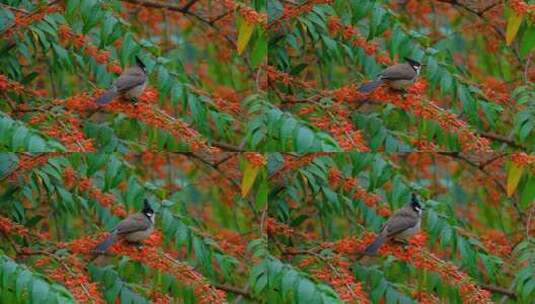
[114, 67, 146, 93]
[115, 213, 151, 235]
[382, 208, 418, 237]
[379, 63, 416, 81]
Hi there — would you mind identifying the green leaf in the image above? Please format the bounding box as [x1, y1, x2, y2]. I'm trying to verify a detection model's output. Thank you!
[520, 26, 535, 57]
[296, 127, 314, 152]
[255, 173, 268, 209]
[27, 136, 46, 152]
[251, 31, 267, 67]
[31, 279, 50, 303]
[507, 162, 524, 197]
[241, 160, 260, 197]
[297, 279, 316, 303]
[11, 127, 29, 151]
[506, 9, 523, 46]
[237, 18, 255, 55]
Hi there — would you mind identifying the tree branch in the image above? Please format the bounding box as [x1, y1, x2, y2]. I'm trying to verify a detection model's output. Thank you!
[435, 0, 523, 65]
[180, 0, 199, 12]
[480, 284, 516, 299]
[212, 283, 252, 299]
[478, 132, 525, 150]
[438, 152, 527, 224]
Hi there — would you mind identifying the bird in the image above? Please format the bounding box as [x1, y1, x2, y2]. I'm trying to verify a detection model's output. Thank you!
[94, 199, 155, 252]
[362, 193, 423, 255]
[95, 56, 147, 105]
[358, 57, 422, 93]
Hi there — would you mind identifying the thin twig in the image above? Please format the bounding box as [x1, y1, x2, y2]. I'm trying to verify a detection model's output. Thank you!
[212, 283, 252, 299]
[480, 284, 516, 299]
[438, 152, 527, 224]
[180, 0, 198, 12]
[0, 3, 30, 14]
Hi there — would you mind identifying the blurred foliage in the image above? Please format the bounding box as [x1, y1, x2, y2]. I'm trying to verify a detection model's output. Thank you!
[0, 152, 267, 303]
[265, 152, 534, 303]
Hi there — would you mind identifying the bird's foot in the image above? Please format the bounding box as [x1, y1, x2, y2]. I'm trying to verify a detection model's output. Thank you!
[393, 239, 410, 250]
[128, 241, 144, 250]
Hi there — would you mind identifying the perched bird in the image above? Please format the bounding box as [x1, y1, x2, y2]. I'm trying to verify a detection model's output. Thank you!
[362, 193, 423, 255]
[94, 199, 155, 252]
[95, 56, 147, 105]
[358, 57, 422, 93]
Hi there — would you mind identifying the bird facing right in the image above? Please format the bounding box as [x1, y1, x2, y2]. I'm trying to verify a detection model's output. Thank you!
[94, 199, 155, 253]
[358, 57, 423, 93]
[95, 56, 147, 105]
[363, 193, 423, 255]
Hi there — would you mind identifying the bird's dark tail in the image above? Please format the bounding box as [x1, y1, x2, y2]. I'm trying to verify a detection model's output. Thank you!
[363, 234, 386, 255]
[94, 233, 117, 252]
[358, 79, 383, 93]
[96, 87, 118, 105]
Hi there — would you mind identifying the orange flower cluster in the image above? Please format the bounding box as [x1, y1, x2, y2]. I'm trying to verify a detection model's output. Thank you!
[332, 233, 491, 303]
[141, 152, 168, 177]
[481, 77, 510, 104]
[365, 80, 491, 151]
[47, 255, 105, 304]
[511, 152, 535, 166]
[398, 0, 434, 26]
[413, 291, 440, 304]
[244, 152, 267, 167]
[59, 92, 98, 113]
[222, 0, 267, 26]
[269, 153, 329, 181]
[211, 86, 242, 114]
[265, 217, 294, 237]
[327, 168, 388, 215]
[480, 230, 512, 257]
[327, 16, 392, 65]
[327, 234, 376, 257]
[328, 84, 368, 103]
[7, 154, 55, 181]
[69, 233, 226, 304]
[312, 257, 369, 303]
[411, 139, 440, 151]
[270, 0, 333, 29]
[386, 234, 491, 303]
[510, 0, 535, 20]
[150, 291, 171, 304]
[213, 229, 247, 257]
[103, 89, 218, 152]
[41, 111, 95, 152]
[3, 5, 61, 39]
[0, 73, 48, 97]
[265, 65, 315, 88]
[310, 103, 370, 151]
[63, 167, 127, 217]
[0, 216, 29, 237]
[57, 24, 122, 74]
[136, 7, 163, 31]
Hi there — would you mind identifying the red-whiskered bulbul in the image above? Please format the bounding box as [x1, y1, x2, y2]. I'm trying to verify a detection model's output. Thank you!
[362, 193, 422, 255]
[358, 58, 422, 93]
[95, 56, 147, 105]
[94, 199, 155, 252]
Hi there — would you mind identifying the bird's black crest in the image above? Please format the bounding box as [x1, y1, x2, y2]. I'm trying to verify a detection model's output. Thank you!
[142, 199, 153, 214]
[135, 56, 146, 70]
[404, 57, 422, 67]
[410, 193, 422, 210]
